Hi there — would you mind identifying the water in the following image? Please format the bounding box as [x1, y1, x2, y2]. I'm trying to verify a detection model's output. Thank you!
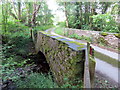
[95, 57, 120, 84]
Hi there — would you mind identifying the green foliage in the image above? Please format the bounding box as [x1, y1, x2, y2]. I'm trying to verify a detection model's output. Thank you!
[1, 20, 32, 82]
[81, 24, 91, 30]
[100, 32, 109, 36]
[92, 14, 119, 33]
[61, 77, 83, 88]
[34, 25, 53, 31]
[16, 73, 58, 88]
[36, 2, 54, 26]
[2, 20, 30, 37]
[1, 42, 33, 82]
[1, 53, 32, 82]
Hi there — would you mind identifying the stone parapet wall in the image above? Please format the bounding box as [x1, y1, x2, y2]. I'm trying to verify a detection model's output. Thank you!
[35, 31, 96, 87]
[35, 31, 86, 85]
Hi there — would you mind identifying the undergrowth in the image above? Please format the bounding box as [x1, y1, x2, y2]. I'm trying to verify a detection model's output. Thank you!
[16, 72, 58, 88]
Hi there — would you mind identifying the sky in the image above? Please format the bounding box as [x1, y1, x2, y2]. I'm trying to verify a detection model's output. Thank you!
[46, 0, 66, 25]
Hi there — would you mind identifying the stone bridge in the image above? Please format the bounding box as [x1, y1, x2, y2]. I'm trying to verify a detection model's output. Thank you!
[34, 30, 96, 87]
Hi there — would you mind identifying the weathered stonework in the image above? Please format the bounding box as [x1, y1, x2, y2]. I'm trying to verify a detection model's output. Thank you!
[35, 31, 95, 86]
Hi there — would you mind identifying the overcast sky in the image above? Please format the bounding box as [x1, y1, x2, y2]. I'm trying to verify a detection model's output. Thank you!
[46, 0, 66, 25]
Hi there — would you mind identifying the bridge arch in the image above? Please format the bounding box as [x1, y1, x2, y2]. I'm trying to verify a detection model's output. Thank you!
[35, 51, 50, 73]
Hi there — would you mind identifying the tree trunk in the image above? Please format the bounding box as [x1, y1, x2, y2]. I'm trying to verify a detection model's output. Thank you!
[12, 1, 18, 18]
[18, 2, 21, 20]
[2, 1, 8, 32]
[75, 2, 80, 29]
[101, 2, 111, 14]
[31, 3, 41, 26]
[90, 2, 96, 29]
[85, 2, 88, 25]
[79, 2, 82, 28]
[88, 2, 90, 25]
[64, 2, 69, 28]
[28, 2, 33, 26]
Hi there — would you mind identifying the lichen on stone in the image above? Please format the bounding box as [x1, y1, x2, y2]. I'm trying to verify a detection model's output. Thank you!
[55, 37, 64, 39]
[100, 32, 108, 36]
[77, 46, 84, 50]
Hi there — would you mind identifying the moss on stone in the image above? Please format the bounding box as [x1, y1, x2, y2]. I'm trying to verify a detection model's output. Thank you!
[114, 33, 120, 38]
[77, 46, 84, 50]
[67, 41, 84, 46]
[39, 31, 48, 34]
[55, 37, 64, 39]
[100, 32, 108, 36]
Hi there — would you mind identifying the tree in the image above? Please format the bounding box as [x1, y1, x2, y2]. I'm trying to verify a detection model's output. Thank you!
[100, 2, 112, 14]
[31, 2, 41, 26]
[64, 2, 69, 28]
[2, 1, 9, 32]
[18, 2, 21, 20]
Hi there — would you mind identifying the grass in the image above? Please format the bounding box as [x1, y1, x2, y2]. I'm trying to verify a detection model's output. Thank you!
[54, 27, 65, 35]
[34, 25, 53, 31]
[68, 34, 92, 42]
[94, 51, 120, 68]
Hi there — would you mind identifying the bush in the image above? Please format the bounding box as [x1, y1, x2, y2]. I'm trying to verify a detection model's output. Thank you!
[92, 14, 119, 33]
[61, 77, 83, 88]
[34, 25, 53, 31]
[81, 24, 91, 30]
